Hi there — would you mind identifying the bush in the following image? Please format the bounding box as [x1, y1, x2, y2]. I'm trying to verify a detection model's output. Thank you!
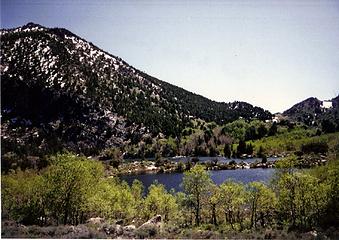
[135, 225, 158, 238]
[301, 142, 328, 154]
[201, 223, 214, 231]
[261, 155, 267, 164]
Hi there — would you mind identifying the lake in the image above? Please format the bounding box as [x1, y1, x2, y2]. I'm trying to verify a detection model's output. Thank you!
[120, 168, 276, 192]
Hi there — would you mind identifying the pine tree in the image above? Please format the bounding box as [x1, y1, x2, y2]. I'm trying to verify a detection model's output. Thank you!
[224, 143, 232, 158]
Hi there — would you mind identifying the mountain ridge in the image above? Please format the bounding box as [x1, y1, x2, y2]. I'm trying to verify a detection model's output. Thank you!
[3, 22, 275, 110]
[0, 22, 271, 156]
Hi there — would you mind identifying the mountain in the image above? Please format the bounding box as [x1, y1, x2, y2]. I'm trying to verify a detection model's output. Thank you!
[283, 96, 339, 131]
[1, 22, 272, 156]
[284, 97, 323, 117]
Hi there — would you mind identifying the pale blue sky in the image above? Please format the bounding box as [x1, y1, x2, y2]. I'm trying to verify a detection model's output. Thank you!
[2, 0, 339, 113]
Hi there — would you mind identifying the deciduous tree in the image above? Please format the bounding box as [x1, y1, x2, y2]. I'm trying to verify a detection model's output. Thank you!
[182, 165, 212, 226]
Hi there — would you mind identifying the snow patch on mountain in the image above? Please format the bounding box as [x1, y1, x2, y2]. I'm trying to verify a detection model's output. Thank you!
[321, 101, 332, 109]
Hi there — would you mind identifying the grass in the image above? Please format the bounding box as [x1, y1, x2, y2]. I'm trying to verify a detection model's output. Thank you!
[250, 129, 339, 155]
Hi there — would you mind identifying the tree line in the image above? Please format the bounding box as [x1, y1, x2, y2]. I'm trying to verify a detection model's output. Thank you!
[2, 153, 338, 233]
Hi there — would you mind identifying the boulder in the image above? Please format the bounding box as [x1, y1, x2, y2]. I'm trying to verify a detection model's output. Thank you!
[139, 215, 162, 229]
[67, 225, 90, 238]
[123, 224, 136, 232]
[102, 224, 123, 236]
[122, 224, 136, 238]
[305, 230, 317, 238]
[2, 220, 18, 227]
[86, 217, 104, 225]
[115, 224, 123, 236]
[115, 219, 123, 225]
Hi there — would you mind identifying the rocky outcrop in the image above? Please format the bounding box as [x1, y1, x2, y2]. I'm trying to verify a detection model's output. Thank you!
[123, 224, 136, 232]
[86, 217, 104, 225]
[139, 215, 162, 229]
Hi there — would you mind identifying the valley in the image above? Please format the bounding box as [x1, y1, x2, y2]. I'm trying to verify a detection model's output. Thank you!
[1, 23, 339, 239]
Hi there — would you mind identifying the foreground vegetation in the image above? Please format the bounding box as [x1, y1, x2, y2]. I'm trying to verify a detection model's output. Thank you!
[2, 147, 339, 238]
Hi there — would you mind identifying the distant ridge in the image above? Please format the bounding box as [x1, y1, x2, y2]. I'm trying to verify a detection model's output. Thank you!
[283, 95, 339, 130]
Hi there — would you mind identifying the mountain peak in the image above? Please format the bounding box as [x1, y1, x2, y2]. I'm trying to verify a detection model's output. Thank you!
[19, 22, 47, 32]
[283, 96, 338, 126]
[22, 22, 44, 28]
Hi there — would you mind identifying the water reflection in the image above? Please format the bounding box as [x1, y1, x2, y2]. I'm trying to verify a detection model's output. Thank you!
[121, 168, 276, 192]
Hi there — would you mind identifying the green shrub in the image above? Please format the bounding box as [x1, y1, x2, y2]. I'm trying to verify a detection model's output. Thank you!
[301, 141, 328, 154]
[135, 225, 158, 238]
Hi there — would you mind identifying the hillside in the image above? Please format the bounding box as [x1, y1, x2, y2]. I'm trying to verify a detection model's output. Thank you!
[283, 96, 339, 132]
[1, 22, 272, 156]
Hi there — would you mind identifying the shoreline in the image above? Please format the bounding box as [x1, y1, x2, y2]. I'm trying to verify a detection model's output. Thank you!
[113, 154, 328, 176]
[114, 157, 276, 176]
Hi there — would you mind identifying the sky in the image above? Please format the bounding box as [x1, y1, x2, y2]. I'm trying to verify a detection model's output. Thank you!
[1, 0, 339, 113]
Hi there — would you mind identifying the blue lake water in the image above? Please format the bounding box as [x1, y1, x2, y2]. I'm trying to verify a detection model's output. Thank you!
[120, 168, 276, 192]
